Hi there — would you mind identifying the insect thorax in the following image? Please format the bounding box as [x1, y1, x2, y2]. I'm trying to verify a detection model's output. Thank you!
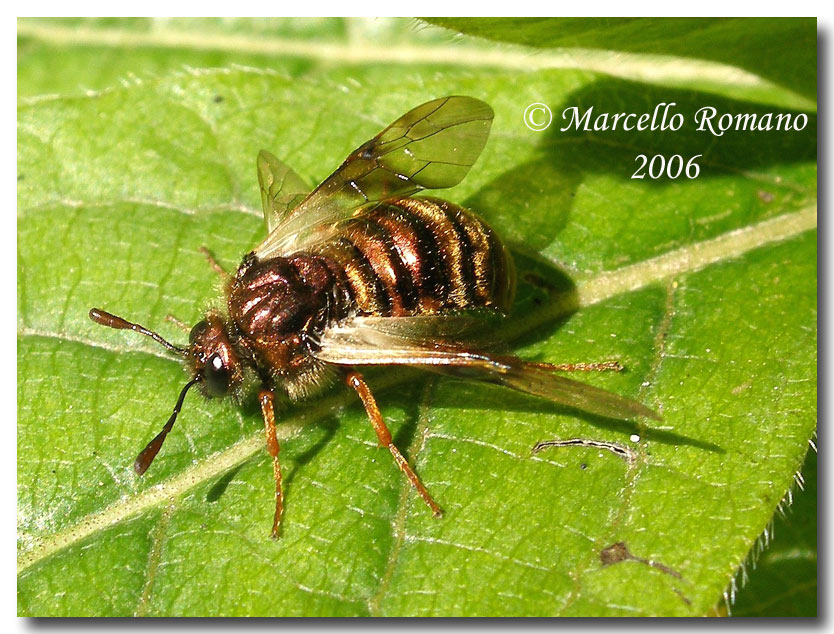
[227, 253, 351, 400]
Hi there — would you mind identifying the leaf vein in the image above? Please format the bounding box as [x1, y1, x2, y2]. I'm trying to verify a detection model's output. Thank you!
[17, 20, 815, 111]
[17, 206, 816, 574]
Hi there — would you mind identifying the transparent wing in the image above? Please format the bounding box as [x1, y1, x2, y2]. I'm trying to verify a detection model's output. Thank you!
[254, 96, 494, 259]
[326, 313, 503, 345]
[314, 316, 661, 422]
[257, 150, 311, 233]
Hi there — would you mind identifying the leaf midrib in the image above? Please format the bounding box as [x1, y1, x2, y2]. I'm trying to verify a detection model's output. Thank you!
[17, 19, 816, 112]
[17, 204, 817, 575]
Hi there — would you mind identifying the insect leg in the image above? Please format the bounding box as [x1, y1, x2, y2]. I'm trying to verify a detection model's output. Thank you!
[345, 371, 443, 518]
[198, 246, 231, 280]
[527, 361, 623, 372]
[259, 389, 284, 539]
[164, 314, 190, 332]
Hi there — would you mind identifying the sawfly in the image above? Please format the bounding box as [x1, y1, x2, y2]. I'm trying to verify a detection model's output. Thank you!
[91, 96, 659, 537]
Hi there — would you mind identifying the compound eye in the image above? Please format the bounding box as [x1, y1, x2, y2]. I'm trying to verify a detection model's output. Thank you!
[189, 320, 208, 344]
[204, 353, 230, 396]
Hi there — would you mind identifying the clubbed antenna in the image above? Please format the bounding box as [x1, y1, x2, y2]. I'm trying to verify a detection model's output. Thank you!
[133, 377, 201, 475]
[89, 308, 188, 356]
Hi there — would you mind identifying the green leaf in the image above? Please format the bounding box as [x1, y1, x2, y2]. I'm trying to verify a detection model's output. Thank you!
[18, 17, 815, 111]
[18, 18, 816, 617]
[731, 449, 817, 616]
[425, 17, 817, 109]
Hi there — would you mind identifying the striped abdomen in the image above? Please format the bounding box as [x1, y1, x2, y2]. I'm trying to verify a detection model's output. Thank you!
[316, 196, 515, 317]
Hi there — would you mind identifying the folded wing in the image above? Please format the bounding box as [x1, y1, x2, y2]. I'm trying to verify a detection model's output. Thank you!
[314, 316, 661, 422]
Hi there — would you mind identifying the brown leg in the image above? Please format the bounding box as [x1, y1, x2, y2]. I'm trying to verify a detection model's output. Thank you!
[199, 246, 231, 280]
[527, 361, 623, 372]
[346, 371, 443, 518]
[164, 314, 190, 332]
[259, 389, 284, 539]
